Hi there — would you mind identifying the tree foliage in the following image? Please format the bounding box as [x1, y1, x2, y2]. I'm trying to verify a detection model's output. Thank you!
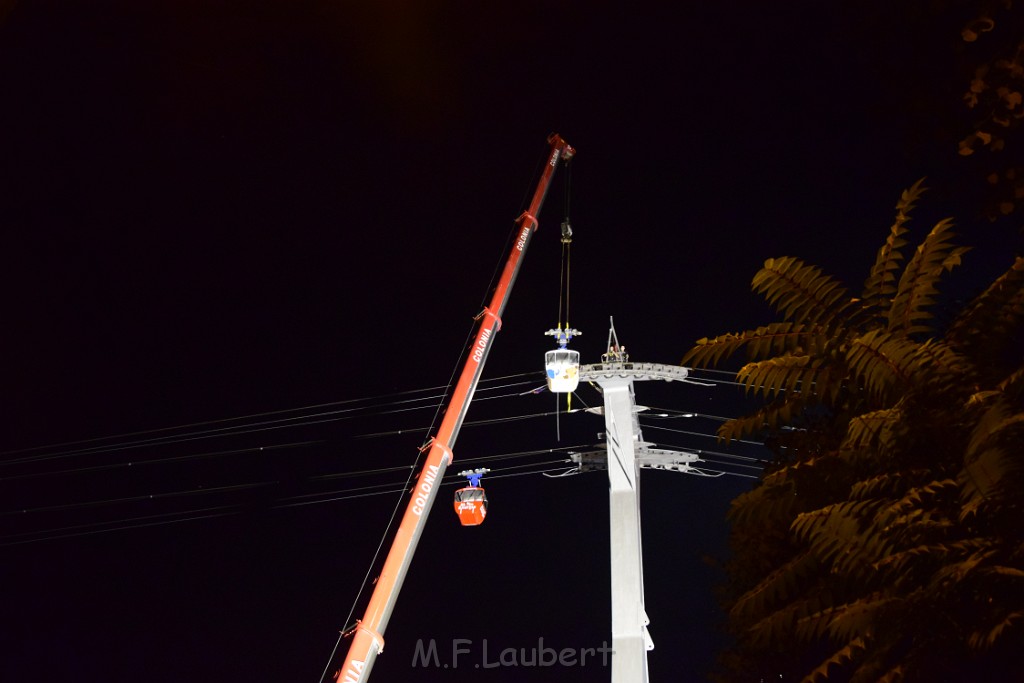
[955, 1, 1024, 218]
[685, 185, 1024, 682]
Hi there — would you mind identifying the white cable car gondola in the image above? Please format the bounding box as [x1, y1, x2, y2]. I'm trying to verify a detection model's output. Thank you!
[544, 327, 585, 393]
[545, 348, 580, 392]
[544, 327, 581, 393]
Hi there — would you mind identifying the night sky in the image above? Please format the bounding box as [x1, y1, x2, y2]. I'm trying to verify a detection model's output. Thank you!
[2, 2, 1018, 682]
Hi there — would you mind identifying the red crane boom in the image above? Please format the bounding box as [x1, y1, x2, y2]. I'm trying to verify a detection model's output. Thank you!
[334, 133, 575, 683]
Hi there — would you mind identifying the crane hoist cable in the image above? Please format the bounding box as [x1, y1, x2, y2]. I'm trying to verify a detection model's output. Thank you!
[549, 160, 579, 437]
[558, 221, 572, 329]
[548, 156, 577, 341]
[557, 157, 573, 331]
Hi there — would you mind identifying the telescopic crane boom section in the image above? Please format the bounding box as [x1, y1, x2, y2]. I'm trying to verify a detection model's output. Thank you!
[334, 134, 575, 683]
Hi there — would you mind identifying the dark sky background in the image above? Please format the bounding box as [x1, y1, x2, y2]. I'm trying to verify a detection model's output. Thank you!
[2, 2, 1020, 682]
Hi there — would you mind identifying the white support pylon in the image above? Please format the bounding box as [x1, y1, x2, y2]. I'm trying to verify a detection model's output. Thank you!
[565, 319, 715, 683]
[598, 373, 652, 683]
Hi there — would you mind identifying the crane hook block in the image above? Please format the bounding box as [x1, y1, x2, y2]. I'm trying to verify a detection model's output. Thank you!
[560, 220, 573, 244]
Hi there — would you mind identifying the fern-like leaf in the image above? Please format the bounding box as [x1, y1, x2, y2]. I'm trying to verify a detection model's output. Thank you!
[968, 611, 1024, 651]
[947, 256, 1024, 360]
[887, 217, 967, 336]
[929, 547, 1000, 591]
[731, 550, 820, 619]
[959, 446, 1023, 516]
[874, 664, 907, 683]
[747, 587, 839, 648]
[801, 637, 868, 683]
[876, 479, 957, 523]
[911, 338, 973, 393]
[873, 538, 992, 585]
[737, 354, 813, 400]
[753, 256, 855, 329]
[999, 365, 1024, 398]
[860, 179, 927, 325]
[828, 595, 896, 642]
[728, 480, 801, 527]
[844, 329, 920, 404]
[848, 470, 926, 501]
[716, 391, 814, 443]
[966, 399, 1013, 459]
[791, 500, 889, 570]
[682, 322, 827, 368]
[842, 408, 901, 453]
[961, 399, 1024, 514]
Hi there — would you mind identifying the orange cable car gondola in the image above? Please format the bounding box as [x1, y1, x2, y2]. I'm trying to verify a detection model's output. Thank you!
[454, 468, 489, 526]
